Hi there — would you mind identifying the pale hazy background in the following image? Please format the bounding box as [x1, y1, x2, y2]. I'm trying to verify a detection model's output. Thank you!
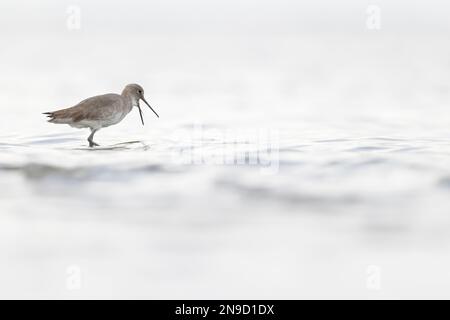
[1, 1, 450, 299]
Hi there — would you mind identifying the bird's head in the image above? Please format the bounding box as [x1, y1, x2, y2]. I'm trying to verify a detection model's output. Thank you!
[122, 83, 159, 125]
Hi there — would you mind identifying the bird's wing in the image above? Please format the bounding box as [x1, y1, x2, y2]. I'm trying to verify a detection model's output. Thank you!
[46, 94, 123, 122]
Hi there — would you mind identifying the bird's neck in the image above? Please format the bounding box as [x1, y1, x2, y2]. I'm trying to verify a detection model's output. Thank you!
[122, 93, 137, 112]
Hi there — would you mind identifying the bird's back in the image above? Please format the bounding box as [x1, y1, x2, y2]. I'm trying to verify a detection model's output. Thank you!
[44, 93, 129, 129]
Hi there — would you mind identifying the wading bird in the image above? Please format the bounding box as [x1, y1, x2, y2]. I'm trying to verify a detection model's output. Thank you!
[44, 84, 159, 147]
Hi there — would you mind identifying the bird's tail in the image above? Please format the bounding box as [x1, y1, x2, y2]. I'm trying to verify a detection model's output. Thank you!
[43, 111, 63, 123]
[43, 106, 80, 124]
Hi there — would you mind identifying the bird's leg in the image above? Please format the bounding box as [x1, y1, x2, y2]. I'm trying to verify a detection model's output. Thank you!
[88, 129, 100, 147]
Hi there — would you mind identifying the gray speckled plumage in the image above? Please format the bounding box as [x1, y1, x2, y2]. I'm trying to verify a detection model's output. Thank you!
[44, 84, 159, 147]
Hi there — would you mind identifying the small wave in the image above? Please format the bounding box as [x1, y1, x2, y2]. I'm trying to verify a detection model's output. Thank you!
[438, 177, 450, 189]
[0, 142, 25, 148]
[315, 138, 352, 143]
[279, 144, 309, 153]
[347, 146, 388, 152]
[389, 146, 426, 153]
[71, 141, 150, 151]
[28, 137, 82, 145]
[0, 163, 91, 180]
[350, 158, 387, 168]
[0, 162, 176, 181]
[215, 179, 360, 208]
[366, 137, 406, 142]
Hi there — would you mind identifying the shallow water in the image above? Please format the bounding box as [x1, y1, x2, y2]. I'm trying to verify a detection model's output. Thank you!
[2, 32, 450, 298]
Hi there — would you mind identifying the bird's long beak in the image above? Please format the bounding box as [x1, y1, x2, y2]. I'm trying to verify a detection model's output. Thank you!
[137, 105, 145, 126]
[142, 97, 159, 118]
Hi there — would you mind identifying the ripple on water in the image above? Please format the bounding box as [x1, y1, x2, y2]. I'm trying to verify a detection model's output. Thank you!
[27, 137, 83, 145]
[0, 162, 178, 181]
[215, 178, 361, 209]
[347, 146, 389, 152]
[71, 141, 150, 152]
[438, 177, 450, 189]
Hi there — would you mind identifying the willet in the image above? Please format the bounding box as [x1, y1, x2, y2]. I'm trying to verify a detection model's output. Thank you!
[43, 84, 159, 147]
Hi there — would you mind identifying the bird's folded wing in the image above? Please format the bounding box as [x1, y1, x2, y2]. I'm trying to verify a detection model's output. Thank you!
[49, 94, 122, 122]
